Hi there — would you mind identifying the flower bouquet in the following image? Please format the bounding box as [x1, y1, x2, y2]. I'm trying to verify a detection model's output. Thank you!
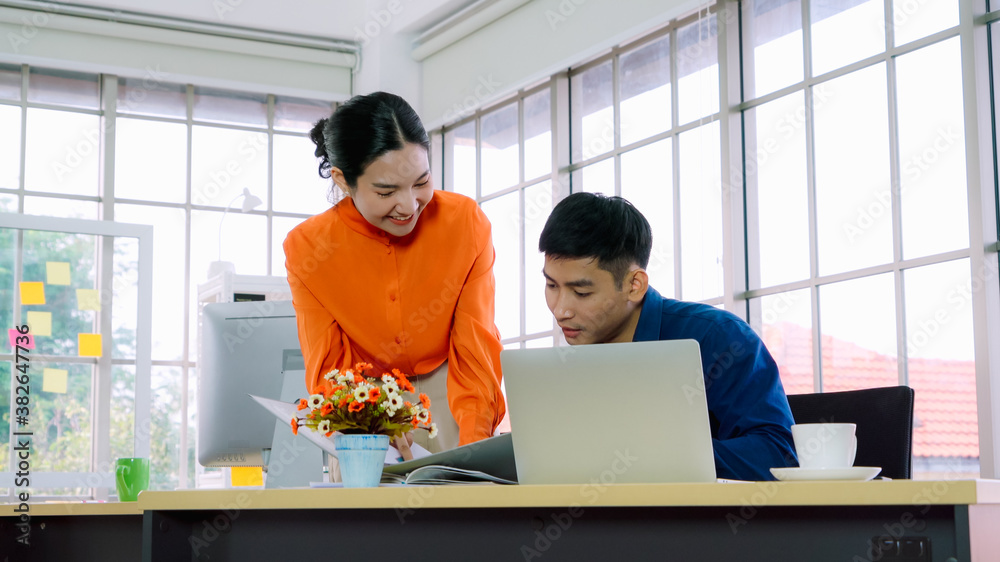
[290, 362, 437, 441]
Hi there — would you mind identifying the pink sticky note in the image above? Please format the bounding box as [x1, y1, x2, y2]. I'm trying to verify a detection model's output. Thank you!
[9, 328, 35, 350]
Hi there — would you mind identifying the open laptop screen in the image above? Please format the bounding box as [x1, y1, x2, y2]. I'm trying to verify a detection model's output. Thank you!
[501, 339, 716, 485]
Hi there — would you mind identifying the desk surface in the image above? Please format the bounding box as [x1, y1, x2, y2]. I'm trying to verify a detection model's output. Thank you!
[141, 479, 1000, 511]
[0, 501, 142, 516]
[3, 480, 998, 516]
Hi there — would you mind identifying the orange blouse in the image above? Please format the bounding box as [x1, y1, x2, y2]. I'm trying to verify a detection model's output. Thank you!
[283, 190, 506, 445]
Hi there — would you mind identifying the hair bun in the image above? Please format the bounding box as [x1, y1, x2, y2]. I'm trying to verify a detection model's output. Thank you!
[310, 118, 333, 178]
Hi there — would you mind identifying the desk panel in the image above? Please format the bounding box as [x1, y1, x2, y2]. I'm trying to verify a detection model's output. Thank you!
[143, 503, 968, 562]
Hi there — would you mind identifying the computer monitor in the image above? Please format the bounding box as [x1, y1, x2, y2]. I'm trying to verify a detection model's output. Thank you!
[198, 299, 303, 467]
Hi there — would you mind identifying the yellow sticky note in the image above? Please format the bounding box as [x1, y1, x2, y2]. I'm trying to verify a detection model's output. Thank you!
[20, 282, 45, 305]
[26, 311, 52, 337]
[42, 368, 69, 393]
[77, 289, 101, 311]
[79, 333, 102, 357]
[46, 262, 71, 285]
[231, 466, 264, 487]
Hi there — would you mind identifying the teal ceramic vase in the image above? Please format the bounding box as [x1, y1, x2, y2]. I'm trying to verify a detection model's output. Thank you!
[334, 434, 389, 488]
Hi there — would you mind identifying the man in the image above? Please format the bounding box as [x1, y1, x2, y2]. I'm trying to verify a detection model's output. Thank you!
[538, 192, 796, 481]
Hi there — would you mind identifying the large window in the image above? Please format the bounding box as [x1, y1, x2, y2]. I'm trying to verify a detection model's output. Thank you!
[741, 0, 979, 478]
[0, 64, 333, 497]
[432, 0, 1000, 479]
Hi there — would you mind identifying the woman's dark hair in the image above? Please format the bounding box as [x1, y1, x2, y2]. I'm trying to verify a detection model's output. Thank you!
[538, 192, 652, 288]
[310, 91, 430, 188]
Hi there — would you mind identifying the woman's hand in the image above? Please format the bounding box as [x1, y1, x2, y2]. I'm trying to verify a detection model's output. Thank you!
[392, 433, 415, 461]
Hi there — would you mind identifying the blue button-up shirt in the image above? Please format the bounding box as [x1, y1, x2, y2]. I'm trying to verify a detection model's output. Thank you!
[633, 287, 797, 480]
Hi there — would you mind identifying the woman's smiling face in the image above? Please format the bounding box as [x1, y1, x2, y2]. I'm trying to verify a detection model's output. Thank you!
[338, 143, 433, 237]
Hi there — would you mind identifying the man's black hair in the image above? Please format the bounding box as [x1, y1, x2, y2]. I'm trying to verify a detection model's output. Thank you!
[538, 192, 652, 287]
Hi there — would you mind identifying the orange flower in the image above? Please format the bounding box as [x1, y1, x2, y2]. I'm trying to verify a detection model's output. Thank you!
[368, 387, 382, 403]
[296, 399, 308, 411]
[353, 374, 366, 384]
[338, 397, 350, 408]
[290, 418, 299, 435]
[395, 371, 415, 393]
[355, 362, 373, 373]
[320, 402, 334, 416]
[348, 400, 365, 413]
[419, 393, 431, 409]
[411, 416, 420, 428]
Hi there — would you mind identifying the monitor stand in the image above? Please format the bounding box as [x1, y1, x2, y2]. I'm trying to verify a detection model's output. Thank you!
[263, 366, 325, 489]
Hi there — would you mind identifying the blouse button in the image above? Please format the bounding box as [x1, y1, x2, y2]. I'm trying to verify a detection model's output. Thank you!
[389, 293, 396, 301]
[394, 336, 402, 345]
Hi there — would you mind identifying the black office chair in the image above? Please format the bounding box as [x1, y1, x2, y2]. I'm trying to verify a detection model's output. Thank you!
[785, 386, 915, 479]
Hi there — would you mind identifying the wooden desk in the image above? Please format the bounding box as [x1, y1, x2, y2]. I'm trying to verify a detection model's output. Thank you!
[0, 501, 143, 561]
[3, 480, 999, 561]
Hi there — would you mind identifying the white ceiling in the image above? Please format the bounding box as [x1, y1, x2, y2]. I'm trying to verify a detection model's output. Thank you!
[59, 0, 479, 40]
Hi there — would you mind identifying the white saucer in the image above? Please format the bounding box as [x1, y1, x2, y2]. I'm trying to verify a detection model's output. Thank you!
[770, 466, 881, 482]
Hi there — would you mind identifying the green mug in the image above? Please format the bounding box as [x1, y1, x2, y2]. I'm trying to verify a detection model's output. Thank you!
[115, 457, 149, 502]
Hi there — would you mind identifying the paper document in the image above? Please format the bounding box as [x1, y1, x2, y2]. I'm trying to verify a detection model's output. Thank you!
[249, 394, 430, 464]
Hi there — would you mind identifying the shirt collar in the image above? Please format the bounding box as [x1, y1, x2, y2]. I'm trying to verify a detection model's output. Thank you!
[337, 197, 393, 241]
[633, 285, 664, 342]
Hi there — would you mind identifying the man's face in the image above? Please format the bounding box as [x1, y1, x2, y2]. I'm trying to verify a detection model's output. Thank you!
[542, 255, 643, 345]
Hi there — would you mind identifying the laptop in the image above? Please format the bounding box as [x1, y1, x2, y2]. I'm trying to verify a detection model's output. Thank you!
[501, 339, 716, 485]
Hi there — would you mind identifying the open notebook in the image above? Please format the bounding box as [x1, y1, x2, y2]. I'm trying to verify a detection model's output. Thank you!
[501, 339, 717, 485]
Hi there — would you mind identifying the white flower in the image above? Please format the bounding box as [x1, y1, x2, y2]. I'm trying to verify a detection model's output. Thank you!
[387, 392, 404, 411]
[307, 394, 324, 409]
[337, 371, 353, 384]
[323, 369, 340, 381]
[428, 423, 438, 439]
[382, 380, 399, 395]
[385, 405, 397, 417]
[353, 385, 370, 403]
[416, 409, 431, 424]
[317, 420, 331, 434]
[381, 374, 395, 384]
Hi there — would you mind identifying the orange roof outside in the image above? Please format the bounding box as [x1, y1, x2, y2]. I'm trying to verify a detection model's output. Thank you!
[763, 321, 979, 459]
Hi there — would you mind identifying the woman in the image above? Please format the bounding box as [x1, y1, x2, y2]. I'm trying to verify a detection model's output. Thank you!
[283, 91, 505, 452]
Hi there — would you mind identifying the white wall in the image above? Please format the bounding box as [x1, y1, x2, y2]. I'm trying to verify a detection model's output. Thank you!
[0, 5, 355, 100]
[419, 0, 704, 129]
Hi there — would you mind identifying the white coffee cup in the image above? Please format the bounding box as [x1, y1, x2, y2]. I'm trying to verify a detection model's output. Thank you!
[791, 423, 857, 469]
